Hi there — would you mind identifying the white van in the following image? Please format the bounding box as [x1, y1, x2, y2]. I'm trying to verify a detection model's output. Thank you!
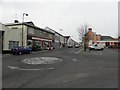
[89, 43, 104, 50]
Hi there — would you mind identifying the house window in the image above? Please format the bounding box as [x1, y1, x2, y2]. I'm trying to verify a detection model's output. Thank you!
[11, 27, 18, 29]
[9, 41, 19, 49]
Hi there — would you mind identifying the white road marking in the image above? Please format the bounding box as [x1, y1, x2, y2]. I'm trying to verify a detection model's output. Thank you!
[8, 66, 18, 69]
[46, 67, 55, 70]
[63, 80, 69, 83]
[8, 66, 55, 71]
[72, 58, 77, 62]
[74, 49, 84, 54]
[80, 51, 103, 56]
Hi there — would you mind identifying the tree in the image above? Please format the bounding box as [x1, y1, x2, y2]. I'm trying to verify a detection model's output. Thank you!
[77, 24, 89, 51]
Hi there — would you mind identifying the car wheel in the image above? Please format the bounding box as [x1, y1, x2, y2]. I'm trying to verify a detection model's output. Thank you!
[29, 51, 32, 54]
[19, 52, 22, 55]
[101, 48, 104, 50]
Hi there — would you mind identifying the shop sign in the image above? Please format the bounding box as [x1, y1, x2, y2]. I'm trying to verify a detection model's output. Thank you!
[32, 37, 52, 42]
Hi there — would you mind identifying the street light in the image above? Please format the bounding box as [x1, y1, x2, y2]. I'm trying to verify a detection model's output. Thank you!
[22, 13, 28, 46]
[59, 29, 63, 48]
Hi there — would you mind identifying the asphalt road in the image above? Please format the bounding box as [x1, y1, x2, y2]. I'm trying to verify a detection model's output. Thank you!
[2, 47, 118, 88]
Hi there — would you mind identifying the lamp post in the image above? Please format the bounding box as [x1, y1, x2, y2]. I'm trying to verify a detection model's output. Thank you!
[22, 13, 28, 47]
[59, 29, 63, 48]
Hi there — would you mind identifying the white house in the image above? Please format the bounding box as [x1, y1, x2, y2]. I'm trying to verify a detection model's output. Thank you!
[67, 37, 75, 46]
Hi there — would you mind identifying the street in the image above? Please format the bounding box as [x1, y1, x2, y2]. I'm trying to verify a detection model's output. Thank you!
[2, 47, 118, 88]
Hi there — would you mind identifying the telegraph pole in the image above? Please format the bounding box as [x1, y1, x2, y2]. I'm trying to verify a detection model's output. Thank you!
[22, 13, 28, 46]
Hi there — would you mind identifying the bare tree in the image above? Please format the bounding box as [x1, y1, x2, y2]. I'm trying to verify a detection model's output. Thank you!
[77, 24, 89, 51]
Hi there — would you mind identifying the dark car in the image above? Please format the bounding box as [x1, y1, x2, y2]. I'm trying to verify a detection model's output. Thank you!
[11, 46, 32, 55]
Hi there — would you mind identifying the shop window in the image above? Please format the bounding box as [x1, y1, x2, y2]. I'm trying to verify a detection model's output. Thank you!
[11, 27, 18, 29]
[9, 41, 19, 49]
[39, 30, 42, 35]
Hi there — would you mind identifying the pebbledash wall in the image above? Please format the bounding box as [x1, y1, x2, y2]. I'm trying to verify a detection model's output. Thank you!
[4, 22, 54, 51]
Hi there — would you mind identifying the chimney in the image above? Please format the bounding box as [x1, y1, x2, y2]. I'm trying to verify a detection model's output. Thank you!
[88, 28, 92, 31]
[14, 20, 19, 23]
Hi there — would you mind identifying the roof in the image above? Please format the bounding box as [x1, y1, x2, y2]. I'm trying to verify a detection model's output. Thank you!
[5, 22, 54, 35]
[64, 36, 70, 38]
[101, 36, 114, 41]
[71, 39, 80, 44]
[64, 36, 70, 39]
[44, 27, 55, 34]
[24, 21, 35, 26]
[44, 26, 63, 36]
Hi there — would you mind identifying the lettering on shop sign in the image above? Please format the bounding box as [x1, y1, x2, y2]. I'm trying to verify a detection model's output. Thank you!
[32, 37, 52, 42]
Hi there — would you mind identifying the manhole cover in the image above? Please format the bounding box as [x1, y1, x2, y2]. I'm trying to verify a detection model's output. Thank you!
[21, 57, 62, 65]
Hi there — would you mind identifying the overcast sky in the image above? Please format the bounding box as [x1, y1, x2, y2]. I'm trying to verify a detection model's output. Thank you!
[0, 0, 119, 42]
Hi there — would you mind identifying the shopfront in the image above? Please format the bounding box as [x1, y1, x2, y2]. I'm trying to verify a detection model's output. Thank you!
[27, 35, 53, 50]
[26, 22, 54, 50]
[3, 22, 54, 51]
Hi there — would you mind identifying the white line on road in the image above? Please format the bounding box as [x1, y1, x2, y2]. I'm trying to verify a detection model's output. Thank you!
[80, 51, 103, 56]
[63, 80, 69, 83]
[72, 58, 77, 62]
[8, 66, 55, 71]
[74, 49, 84, 54]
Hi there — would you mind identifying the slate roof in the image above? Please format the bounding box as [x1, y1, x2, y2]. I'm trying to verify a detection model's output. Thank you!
[101, 36, 114, 41]
[44, 26, 63, 36]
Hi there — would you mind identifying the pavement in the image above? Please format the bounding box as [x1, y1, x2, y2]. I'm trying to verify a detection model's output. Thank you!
[2, 47, 118, 88]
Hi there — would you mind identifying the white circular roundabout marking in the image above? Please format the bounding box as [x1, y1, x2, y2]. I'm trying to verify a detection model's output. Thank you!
[21, 57, 62, 65]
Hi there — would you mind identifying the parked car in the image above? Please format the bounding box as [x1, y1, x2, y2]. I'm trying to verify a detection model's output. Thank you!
[89, 45, 95, 50]
[107, 45, 113, 48]
[32, 44, 42, 51]
[75, 44, 80, 48]
[89, 44, 104, 50]
[47, 45, 54, 50]
[68, 45, 73, 48]
[11, 46, 32, 55]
